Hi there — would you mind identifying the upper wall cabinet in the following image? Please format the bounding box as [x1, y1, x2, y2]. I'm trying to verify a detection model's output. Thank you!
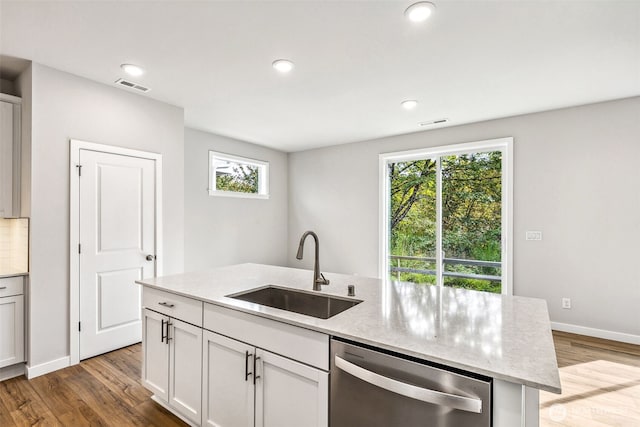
[0, 94, 21, 218]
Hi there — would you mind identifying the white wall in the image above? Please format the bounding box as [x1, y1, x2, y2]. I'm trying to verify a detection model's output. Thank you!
[28, 64, 184, 367]
[288, 97, 640, 339]
[184, 128, 288, 272]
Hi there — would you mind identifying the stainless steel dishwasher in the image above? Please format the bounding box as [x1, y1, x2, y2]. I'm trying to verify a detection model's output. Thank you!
[330, 338, 492, 427]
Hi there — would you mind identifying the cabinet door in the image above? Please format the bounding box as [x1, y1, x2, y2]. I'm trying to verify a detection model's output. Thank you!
[202, 331, 254, 427]
[142, 309, 169, 401]
[169, 318, 203, 425]
[0, 101, 14, 217]
[255, 349, 328, 427]
[0, 295, 24, 368]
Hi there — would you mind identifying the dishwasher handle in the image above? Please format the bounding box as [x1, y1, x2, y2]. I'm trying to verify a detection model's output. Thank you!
[335, 355, 483, 414]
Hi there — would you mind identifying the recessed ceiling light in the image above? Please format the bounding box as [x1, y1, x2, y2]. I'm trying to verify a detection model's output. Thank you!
[272, 59, 294, 73]
[404, 2, 436, 23]
[121, 63, 145, 77]
[401, 100, 419, 110]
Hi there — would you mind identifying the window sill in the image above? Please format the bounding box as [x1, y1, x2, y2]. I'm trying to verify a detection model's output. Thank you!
[208, 190, 270, 200]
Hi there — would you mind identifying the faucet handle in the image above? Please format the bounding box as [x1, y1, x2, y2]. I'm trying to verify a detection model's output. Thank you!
[319, 273, 330, 285]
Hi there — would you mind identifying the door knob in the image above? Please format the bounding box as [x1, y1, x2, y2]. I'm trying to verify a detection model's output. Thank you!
[146, 255, 155, 261]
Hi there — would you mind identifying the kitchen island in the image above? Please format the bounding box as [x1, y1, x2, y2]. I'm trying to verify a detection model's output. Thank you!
[137, 263, 561, 427]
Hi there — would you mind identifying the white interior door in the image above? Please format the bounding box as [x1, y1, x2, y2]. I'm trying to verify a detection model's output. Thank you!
[79, 149, 156, 360]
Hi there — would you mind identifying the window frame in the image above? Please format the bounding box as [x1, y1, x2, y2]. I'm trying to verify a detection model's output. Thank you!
[208, 151, 270, 199]
[378, 137, 514, 295]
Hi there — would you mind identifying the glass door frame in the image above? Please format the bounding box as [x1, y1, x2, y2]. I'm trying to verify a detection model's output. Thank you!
[378, 137, 514, 295]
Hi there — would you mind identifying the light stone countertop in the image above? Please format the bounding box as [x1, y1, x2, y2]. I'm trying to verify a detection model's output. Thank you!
[136, 263, 561, 394]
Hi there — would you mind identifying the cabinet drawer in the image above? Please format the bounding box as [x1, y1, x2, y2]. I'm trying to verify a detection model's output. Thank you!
[0, 276, 23, 297]
[204, 303, 329, 371]
[143, 287, 203, 327]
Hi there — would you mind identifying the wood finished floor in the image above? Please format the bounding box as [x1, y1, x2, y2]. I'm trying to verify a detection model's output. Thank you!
[0, 344, 187, 426]
[1, 331, 638, 426]
[540, 331, 640, 427]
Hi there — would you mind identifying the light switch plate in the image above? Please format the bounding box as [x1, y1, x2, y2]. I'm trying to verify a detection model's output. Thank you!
[526, 231, 543, 241]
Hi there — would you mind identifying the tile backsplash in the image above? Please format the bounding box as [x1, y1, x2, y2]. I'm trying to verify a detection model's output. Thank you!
[0, 218, 29, 274]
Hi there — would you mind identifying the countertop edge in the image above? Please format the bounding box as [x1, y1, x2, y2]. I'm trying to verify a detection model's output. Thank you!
[0, 272, 28, 278]
[136, 278, 562, 394]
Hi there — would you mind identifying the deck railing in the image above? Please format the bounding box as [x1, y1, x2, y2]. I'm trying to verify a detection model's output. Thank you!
[389, 255, 501, 282]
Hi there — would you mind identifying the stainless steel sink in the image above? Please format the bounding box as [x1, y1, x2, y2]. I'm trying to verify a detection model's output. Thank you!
[227, 285, 362, 319]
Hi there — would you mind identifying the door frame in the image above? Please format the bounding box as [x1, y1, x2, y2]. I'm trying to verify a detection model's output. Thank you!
[378, 137, 513, 295]
[69, 139, 163, 366]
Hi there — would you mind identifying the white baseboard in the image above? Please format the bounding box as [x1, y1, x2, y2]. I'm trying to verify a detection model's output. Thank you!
[551, 322, 640, 345]
[26, 355, 70, 379]
[0, 363, 26, 381]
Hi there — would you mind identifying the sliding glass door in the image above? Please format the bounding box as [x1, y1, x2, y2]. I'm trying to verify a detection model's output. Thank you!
[380, 138, 512, 294]
[388, 158, 438, 285]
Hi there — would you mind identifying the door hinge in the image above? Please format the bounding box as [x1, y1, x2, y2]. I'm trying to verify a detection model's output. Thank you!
[78, 322, 81, 332]
[76, 164, 82, 176]
[78, 243, 81, 254]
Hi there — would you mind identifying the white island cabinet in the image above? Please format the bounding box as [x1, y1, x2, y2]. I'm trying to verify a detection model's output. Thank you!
[202, 332, 254, 427]
[202, 303, 328, 427]
[138, 263, 561, 427]
[142, 286, 329, 427]
[142, 287, 203, 426]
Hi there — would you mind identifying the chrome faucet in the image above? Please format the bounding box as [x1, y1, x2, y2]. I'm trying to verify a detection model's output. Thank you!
[296, 230, 330, 291]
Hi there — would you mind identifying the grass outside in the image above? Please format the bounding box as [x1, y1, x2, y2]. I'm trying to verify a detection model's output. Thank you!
[389, 274, 501, 294]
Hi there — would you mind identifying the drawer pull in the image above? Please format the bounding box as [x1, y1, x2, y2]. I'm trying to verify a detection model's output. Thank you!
[0, 286, 7, 290]
[158, 302, 175, 308]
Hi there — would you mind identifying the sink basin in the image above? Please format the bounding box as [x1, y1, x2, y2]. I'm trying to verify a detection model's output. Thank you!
[227, 285, 362, 319]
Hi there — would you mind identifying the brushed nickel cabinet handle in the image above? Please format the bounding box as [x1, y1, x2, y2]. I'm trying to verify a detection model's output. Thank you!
[158, 302, 175, 308]
[253, 355, 261, 385]
[245, 351, 253, 381]
[166, 321, 173, 343]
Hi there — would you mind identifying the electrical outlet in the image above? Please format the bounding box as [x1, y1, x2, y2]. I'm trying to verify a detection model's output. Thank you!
[526, 231, 543, 241]
[562, 298, 571, 309]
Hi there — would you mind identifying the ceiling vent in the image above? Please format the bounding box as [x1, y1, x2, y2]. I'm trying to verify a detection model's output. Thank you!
[419, 118, 449, 127]
[114, 78, 150, 93]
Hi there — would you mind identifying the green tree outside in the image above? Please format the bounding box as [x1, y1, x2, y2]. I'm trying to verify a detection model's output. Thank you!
[389, 151, 502, 293]
[216, 163, 259, 194]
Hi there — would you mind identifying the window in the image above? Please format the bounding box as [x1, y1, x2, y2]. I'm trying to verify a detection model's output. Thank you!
[208, 151, 269, 199]
[379, 137, 513, 294]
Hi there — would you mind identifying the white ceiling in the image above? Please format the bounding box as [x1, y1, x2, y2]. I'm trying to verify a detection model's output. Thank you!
[1, 1, 638, 152]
